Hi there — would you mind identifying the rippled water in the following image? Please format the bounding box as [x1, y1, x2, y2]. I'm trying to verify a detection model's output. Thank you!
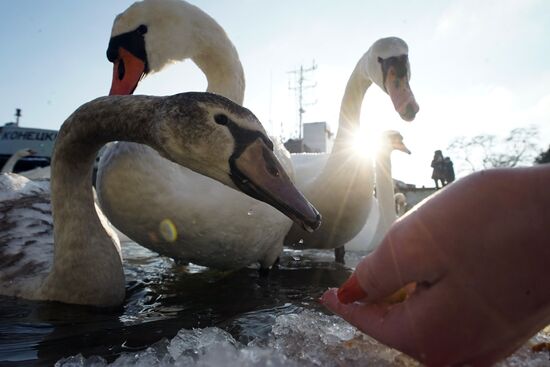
[1, 242, 549, 366]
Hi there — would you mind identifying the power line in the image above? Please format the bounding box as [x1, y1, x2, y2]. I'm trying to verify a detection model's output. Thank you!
[288, 61, 317, 140]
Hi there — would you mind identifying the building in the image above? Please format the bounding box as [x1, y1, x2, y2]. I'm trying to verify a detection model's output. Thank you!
[284, 121, 334, 154]
[303, 121, 333, 153]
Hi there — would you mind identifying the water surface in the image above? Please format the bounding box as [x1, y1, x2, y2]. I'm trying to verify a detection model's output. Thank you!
[1, 243, 548, 366]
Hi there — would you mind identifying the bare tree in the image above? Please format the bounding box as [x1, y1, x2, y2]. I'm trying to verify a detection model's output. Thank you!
[448, 126, 540, 174]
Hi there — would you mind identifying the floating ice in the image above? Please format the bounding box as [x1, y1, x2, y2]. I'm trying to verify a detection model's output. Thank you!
[55, 309, 550, 367]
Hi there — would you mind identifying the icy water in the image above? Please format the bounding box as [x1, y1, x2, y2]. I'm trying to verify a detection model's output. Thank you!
[1, 242, 549, 367]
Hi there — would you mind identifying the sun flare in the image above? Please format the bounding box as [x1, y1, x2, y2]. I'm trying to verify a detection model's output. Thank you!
[351, 131, 381, 158]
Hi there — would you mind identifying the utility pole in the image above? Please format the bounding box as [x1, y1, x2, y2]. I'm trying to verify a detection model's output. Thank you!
[288, 61, 317, 141]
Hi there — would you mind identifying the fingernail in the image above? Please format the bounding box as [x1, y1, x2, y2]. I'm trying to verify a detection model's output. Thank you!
[337, 273, 367, 304]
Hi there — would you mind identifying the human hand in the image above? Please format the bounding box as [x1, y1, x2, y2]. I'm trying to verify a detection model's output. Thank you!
[321, 167, 550, 366]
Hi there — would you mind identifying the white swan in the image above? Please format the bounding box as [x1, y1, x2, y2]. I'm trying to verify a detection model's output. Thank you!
[0, 148, 36, 174]
[284, 37, 419, 262]
[345, 130, 410, 253]
[0, 92, 319, 306]
[0, 148, 52, 180]
[97, 0, 301, 270]
[394, 192, 408, 217]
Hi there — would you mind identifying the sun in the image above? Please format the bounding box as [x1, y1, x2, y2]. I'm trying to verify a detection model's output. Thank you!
[351, 130, 381, 158]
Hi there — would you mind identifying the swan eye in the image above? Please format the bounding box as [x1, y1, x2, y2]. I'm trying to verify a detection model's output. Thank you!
[117, 58, 125, 80]
[262, 148, 280, 176]
[214, 114, 229, 125]
[137, 24, 148, 35]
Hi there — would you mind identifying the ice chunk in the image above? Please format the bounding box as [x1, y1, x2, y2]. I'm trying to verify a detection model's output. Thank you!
[55, 310, 550, 367]
[265, 309, 415, 366]
[167, 327, 238, 360]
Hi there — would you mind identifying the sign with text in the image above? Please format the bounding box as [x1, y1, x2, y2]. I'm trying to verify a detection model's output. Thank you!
[0, 124, 58, 157]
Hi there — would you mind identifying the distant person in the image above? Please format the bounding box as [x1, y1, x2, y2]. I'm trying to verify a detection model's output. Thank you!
[322, 165, 550, 366]
[430, 150, 446, 188]
[443, 156, 455, 184]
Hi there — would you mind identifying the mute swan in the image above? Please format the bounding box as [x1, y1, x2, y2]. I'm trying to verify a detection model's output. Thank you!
[1, 148, 52, 180]
[1, 148, 36, 174]
[0, 92, 319, 306]
[394, 192, 407, 217]
[284, 37, 419, 262]
[345, 130, 410, 253]
[97, 0, 298, 270]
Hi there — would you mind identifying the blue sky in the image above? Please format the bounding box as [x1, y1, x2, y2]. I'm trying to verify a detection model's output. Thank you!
[1, 0, 549, 186]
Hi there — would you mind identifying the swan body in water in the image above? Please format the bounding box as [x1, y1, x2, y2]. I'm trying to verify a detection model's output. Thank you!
[0, 92, 319, 306]
[284, 37, 419, 262]
[97, 0, 298, 270]
[345, 131, 410, 252]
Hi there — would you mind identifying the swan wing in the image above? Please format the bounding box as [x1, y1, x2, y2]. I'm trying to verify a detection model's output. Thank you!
[0, 174, 53, 298]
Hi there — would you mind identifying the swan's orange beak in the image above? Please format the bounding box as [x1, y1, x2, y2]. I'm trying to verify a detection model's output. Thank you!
[231, 138, 321, 233]
[385, 68, 419, 122]
[109, 47, 146, 96]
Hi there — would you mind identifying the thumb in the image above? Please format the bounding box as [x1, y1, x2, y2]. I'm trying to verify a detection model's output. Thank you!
[338, 219, 443, 304]
[321, 288, 411, 352]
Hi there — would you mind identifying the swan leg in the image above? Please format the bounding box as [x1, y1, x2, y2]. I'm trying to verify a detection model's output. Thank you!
[334, 246, 346, 264]
[258, 266, 271, 278]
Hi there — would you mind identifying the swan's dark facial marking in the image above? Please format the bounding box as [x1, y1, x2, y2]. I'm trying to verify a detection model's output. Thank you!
[214, 113, 275, 156]
[107, 24, 149, 73]
[108, 25, 148, 96]
[378, 55, 409, 92]
[217, 114, 284, 201]
[222, 116, 274, 170]
[378, 55, 419, 121]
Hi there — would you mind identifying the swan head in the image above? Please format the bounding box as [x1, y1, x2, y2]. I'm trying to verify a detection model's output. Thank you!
[364, 37, 419, 121]
[15, 148, 37, 158]
[107, 0, 212, 95]
[157, 92, 321, 232]
[380, 130, 411, 155]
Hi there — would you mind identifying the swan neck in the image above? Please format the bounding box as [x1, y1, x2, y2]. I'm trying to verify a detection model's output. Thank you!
[1, 153, 24, 174]
[51, 96, 161, 252]
[375, 151, 397, 227]
[335, 61, 372, 142]
[47, 96, 161, 303]
[323, 59, 372, 169]
[193, 40, 245, 105]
